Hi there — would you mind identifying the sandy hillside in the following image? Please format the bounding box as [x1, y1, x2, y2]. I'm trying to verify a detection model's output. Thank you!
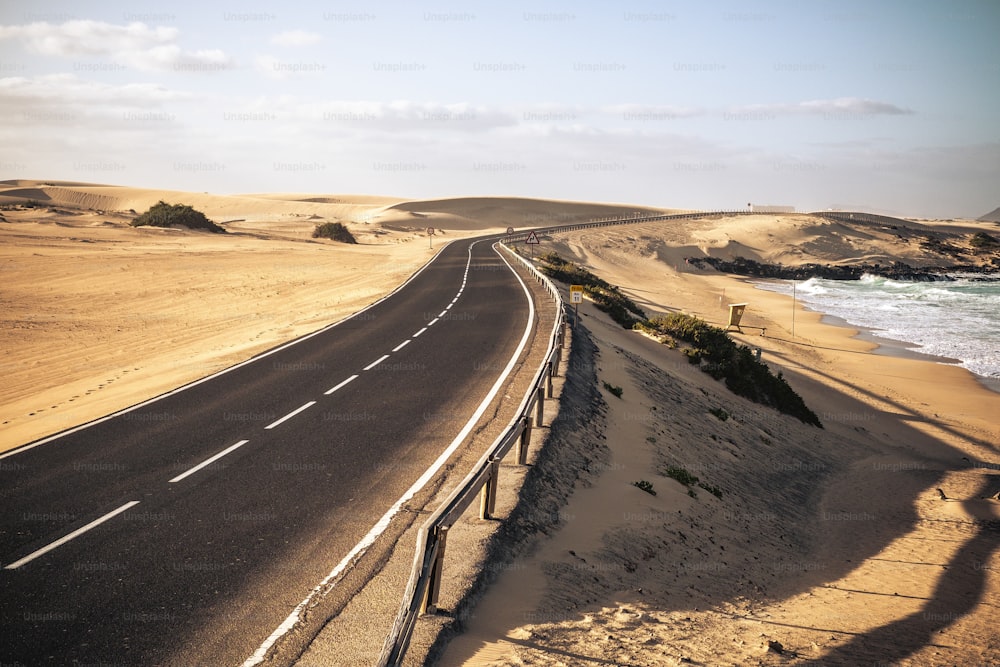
[0, 182, 668, 451]
[437, 217, 1000, 666]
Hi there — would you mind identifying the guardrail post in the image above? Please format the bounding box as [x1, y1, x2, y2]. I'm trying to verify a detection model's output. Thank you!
[479, 459, 500, 520]
[535, 386, 545, 426]
[546, 361, 554, 397]
[516, 415, 532, 465]
[421, 526, 449, 615]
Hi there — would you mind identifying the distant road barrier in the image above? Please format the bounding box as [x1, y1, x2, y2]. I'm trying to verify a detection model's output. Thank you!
[503, 209, 776, 243]
[501, 208, 907, 245]
[378, 241, 565, 666]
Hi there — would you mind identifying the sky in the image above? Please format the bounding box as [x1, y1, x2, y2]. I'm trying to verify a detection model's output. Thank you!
[1, 0, 997, 218]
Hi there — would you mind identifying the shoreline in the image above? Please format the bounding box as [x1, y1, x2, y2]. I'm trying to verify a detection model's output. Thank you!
[750, 277, 999, 392]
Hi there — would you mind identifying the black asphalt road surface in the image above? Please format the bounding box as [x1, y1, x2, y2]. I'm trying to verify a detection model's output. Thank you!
[0, 237, 531, 666]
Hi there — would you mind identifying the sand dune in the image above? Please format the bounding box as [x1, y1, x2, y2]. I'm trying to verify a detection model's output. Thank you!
[378, 195, 681, 230]
[0, 182, 688, 450]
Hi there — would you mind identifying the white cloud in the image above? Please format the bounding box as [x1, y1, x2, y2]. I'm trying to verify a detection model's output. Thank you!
[270, 30, 321, 47]
[732, 97, 913, 117]
[0, 74, 187, 105]
[0, 20, 233, 72]
[602, 103, 705, 120]
[0, 20, 176, 56]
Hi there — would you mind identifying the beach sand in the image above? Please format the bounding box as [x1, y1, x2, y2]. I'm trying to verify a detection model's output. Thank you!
[436, 218, 1000, 666]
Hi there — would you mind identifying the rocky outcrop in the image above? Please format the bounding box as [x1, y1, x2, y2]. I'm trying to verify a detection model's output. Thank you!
[686, 256, 999, 281]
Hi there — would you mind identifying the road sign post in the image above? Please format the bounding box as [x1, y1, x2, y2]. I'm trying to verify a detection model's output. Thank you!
[427, 227, 435, 248]
[525, 230, 539, 258]
[570, 284, 583, 322]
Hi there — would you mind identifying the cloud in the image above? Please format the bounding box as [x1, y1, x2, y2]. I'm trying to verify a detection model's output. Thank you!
[732, 97, 913, 117]
[0, 74, 187, 105]
[270, 30, 321, 47]
[0, 20, 233, 72]
[0, 74, 190, 131]
[296, 99, 520, 132]
[602, 103, 705, 120]
[0, 20, 176, 56]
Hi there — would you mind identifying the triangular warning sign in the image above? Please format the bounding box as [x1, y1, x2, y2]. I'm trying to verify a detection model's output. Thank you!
[525, 231, 540, 244]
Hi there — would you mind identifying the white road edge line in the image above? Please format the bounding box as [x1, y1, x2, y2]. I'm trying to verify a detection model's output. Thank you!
[265, 402, 316, 430]
[392, 340, 411, 353]
[169, 440, 250, 483]
[362, 354, 390, 371]
[324, 374, 359, 396]
[242, 240, 536, 667]
[5, 500, 141, 570]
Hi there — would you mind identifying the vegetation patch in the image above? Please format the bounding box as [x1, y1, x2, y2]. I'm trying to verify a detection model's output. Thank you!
[313, 221, 357, 244]
[663, 465, 699, 488]
[602, 381, 623, 398]
[970, 232, 1000, 251]
[709, 407, 729, 421]
[640, 313, 822, 427]
[633, 480, 656, 496]
[538, 251, 646, 328]
[131, 201, 226, 233]
[538, 251, 821, 426]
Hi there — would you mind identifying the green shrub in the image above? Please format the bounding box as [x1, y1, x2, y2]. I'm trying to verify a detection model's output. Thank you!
[663, 465, 699, 487]
[312, 221, 357, 244]
[131, 201, 225, 233]
[709, 407, 729, 421]
[644, 313, 822, 427]
[602, 381, 623, 398]
[633, 480, 656, 495]
[538, 252, 646, 328]
[970, 232, 999, 249]
[698, 481, 724, 499]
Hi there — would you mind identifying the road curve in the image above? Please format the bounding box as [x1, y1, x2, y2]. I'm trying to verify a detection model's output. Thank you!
[0, 236, 532, 666]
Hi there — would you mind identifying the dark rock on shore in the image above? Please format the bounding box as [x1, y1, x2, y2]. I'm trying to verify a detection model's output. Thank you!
[685, 256, 999, 281]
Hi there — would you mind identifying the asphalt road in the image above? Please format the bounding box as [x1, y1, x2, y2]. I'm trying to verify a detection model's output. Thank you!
[0, 237, 532, 666]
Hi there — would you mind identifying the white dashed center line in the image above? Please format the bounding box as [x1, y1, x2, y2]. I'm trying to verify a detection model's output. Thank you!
[170, 439, 250, 483]
[392, 340, 411, 353]
[363, 354, 390, 371]
[5, 500, 141, 570]
[265, 401, 316, 430]
[413, 327, 428, 338]
[324, 374, 359, 396]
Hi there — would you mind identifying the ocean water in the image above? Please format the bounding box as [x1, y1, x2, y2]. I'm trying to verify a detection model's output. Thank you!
[755, 274, 1000, 380]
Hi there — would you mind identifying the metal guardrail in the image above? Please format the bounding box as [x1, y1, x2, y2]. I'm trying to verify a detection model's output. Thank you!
[377, 208, 784, 665]
[377, 241, 565, 666]
[502, 209, 778, 244]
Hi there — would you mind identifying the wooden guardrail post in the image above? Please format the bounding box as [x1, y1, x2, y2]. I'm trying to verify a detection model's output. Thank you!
[546, 361, 554, 397]
[479, 459, 500, 520]
[516, 415, 532, 465]
[421, 526, 449, 615]
[534, 386, 545, 426]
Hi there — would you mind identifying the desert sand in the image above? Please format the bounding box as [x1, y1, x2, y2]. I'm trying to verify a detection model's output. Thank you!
[436, 216, 1000, 666]
[0, 180, 671, 451]
[3, 184, 998, 665]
